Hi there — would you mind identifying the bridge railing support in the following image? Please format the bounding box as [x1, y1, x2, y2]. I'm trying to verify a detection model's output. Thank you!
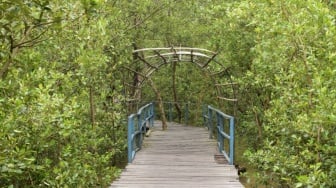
[203, 105, 235, 165]
[158, 101, 192, 125]
[127, 102, 154, 163]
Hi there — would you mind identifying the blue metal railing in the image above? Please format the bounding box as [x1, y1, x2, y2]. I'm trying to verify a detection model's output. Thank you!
[203, 105, 235, 165]
[127, 102, 154, 163]
[127, 102, 235, 165]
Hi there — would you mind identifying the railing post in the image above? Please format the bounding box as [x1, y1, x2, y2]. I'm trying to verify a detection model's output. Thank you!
[208, 106, 213, 139]
[137, 113, 143, 149]
[229, 117, 235, 165]
[217, 113, 224, 154]
[150, 102, 154, 127]
[127, 116, 134, 163]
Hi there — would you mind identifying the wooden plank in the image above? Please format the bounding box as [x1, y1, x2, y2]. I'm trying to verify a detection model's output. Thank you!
[110, 121, 244, 188]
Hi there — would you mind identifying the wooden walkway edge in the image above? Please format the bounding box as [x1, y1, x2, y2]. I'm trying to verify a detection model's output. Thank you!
[110, 121, 244, 188]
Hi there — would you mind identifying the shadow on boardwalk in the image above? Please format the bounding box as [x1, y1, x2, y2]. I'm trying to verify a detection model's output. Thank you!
[111, 121, 244, 188]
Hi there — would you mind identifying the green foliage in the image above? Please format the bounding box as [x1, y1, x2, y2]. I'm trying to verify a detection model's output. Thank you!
[209, 0, 336, 187]
[2, 0, 336, 187]
[0, 65, 123, 187]
[1, 0, 129, 187]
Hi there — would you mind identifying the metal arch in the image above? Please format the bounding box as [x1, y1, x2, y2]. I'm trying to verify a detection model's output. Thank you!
[125, 47, 237, 103]
[133, 47, 217, 55]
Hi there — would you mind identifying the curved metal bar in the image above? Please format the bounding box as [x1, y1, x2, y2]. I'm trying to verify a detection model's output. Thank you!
[133, 47, 216, 55]
[146, 51, 211, 59]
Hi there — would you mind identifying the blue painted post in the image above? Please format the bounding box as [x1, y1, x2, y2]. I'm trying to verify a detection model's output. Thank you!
[137, 113, 143, 149]
[229, 117, 235, 165]
[148, 106, 151, 126]
[127, 116, 134, 163]
[222, 117, 225, 154]
[208, 107, 213, 139]
[150, 103, 154, 127]
[217, 113, 224, 154]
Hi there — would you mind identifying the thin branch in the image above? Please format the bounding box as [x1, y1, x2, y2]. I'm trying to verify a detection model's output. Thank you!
[126, 5, 165, 31]
[215, 83, 238, 86]
[18, 38, 49, 48]
[153, 50, 168, 64]
[136, 54, 158, 69]
[217, 96, 238, 102]
[124, 82, 141, 88]
[33, 20, 60, 28]
[119, 0, 179, 36]
[122, 66, 146, 77]
[202, 53, 218, 68]
[13, 29, 48, 48]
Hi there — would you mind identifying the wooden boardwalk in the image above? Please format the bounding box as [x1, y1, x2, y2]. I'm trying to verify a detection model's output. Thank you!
[111, 121, 244, 188]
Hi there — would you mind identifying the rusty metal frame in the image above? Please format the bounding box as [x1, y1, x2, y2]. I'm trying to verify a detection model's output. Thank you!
[124, 47, 237, 103]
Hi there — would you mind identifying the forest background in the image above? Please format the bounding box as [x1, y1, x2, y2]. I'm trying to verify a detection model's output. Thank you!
[1, 0, 335, 187]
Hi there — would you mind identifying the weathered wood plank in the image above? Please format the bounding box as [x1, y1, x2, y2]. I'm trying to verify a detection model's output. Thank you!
[110, 121, 244, 188]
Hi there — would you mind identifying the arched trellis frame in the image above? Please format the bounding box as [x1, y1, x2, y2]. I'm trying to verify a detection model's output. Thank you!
[123, 47, 237, 114]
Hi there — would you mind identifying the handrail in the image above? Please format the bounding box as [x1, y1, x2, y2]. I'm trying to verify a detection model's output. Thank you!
[127, 102, 154, 163]
[203, 105, 235, 165]
[127, 102, 234, 165]
[133, 101, 193, 124]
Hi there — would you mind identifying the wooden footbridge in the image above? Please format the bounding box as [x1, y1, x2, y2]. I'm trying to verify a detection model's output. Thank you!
[110, 103, 244, 188]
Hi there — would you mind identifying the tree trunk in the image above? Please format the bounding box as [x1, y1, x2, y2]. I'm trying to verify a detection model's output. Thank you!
[0, 39, 19, 79]
[89, 85, 95, 127]
[132, 43, 142, 94]
[252, 107, 262, 147]
[172, 61, 182, 122]
[148, 78, 167, 130]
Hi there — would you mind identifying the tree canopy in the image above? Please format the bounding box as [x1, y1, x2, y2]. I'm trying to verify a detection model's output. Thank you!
[1, 0, 335, 187]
